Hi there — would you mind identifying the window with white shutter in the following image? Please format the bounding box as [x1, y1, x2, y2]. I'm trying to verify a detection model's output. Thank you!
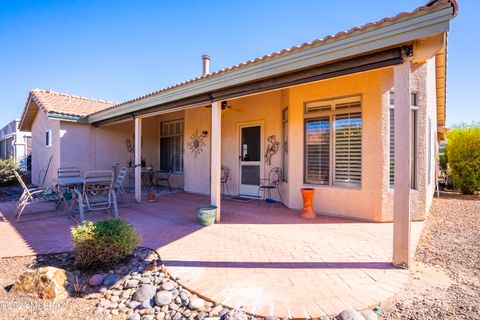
[389, 91, 418, 189]
[160, 119, 184, 174]
[304, 96, 362, 187]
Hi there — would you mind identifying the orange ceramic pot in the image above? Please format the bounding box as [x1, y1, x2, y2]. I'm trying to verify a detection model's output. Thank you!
[300, 188, 316, 219]
[147, 193, 156, 202]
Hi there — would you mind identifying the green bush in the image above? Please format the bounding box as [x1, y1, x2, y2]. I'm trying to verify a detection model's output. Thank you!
[0, 157, 18, 185]
[71, 219, 141, 270]
[446, 123, 480, 195]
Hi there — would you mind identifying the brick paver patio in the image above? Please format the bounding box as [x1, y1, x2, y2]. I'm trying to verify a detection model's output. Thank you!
[0, 192, 423, 318]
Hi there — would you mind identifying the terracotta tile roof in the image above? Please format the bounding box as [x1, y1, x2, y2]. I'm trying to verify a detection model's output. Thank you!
[92, 0, 457, 114]
[29, 89, 115, 117]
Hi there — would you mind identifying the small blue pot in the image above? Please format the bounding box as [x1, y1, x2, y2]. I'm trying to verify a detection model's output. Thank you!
[196, 205, 217, 226]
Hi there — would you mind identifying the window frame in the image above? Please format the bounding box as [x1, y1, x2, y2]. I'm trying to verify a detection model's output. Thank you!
[303, 95, 362, 188]
[282, 107, 288, 182]
[388, 91, 418, 190]
[45, 129, 52, 147]
[159, 119, 184, 174]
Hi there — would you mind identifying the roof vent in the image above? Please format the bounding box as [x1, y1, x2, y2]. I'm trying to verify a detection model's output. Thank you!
[202, 55, 210, 76]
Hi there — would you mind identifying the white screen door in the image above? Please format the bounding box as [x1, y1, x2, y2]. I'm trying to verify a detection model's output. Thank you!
[239, 125, 262, 196]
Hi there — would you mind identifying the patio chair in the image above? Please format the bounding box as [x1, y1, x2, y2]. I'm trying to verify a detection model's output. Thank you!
[258, 167, 283, 203]
[72, 171, 118, 223]
[221, 165, 230, 197]
[57, 167, 81, 179]
[113, 166, 129, 204]
[55, 167, 81, 208]
[154, 169, 172, 192]
[14, 171, 61, 222]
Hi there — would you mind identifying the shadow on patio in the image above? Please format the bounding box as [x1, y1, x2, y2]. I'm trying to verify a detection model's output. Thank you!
[0, 192, 423, 317]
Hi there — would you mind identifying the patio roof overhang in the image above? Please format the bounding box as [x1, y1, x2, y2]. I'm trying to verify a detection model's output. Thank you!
[89, 1, 456, 127]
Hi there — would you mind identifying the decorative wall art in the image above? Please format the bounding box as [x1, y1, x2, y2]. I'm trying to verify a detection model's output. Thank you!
[187, 130, 208, 158]
[265, 135, 280, 165]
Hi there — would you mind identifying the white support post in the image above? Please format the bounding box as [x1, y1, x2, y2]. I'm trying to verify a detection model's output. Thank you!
[134, 117, 142, 204]
[393, 61, 412, 268]
[210, 101, 222, 222]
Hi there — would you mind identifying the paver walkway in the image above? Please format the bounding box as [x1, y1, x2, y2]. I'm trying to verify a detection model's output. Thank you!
[0, 192, 423, 318]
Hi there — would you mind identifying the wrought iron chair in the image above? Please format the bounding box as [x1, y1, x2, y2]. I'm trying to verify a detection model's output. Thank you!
[155, 169, 172, 192]
[72, 171, 118, 223]
[221, 165, 230, 197]
[113, 167, 129, 203]
[258, 167, 283, 203]
[14, 171, 61, 222]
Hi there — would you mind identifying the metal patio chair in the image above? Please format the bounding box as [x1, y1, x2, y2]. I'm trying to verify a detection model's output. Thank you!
[72, 171, 118, 223]
[258, 167, 283, 203]
[14, 171, 61, 222]
[113, 166, 129, 204]
[154, 169, 172, 192]
[221, 165, 230, 198]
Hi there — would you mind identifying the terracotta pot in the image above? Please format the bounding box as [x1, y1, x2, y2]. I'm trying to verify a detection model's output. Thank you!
[147, 193, 156, 202]
[300, 188, 316, 219]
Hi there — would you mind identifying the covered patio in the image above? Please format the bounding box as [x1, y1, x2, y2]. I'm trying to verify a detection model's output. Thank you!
[0, 192, 423, 317]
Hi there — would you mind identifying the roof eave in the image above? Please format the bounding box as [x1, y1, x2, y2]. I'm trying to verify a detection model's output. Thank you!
[88, 3, 456, 124]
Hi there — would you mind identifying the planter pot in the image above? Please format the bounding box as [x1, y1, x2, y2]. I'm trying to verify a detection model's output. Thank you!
[196, 206, 217, 226]
[147, 193, 156, 202]
[300, 188, 316, 219]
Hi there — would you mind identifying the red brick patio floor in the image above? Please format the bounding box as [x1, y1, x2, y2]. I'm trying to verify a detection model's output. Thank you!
[0, 192, 423, 318]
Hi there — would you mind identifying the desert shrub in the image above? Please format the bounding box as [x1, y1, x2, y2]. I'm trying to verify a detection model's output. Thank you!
[71, 219, 141, 270]
[0, 157, 18, 185]
[446, 123, 480, 195]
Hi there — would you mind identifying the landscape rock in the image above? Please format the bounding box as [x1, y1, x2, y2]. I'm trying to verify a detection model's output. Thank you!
[11, 266, 73, 302]
[161, 281, 175, 291]
[103, 273, 121, 286]
[128, 314, 141, 320]
[88, 274, 105, 286]
[133, 284, 158, 302]
[125, 279, 140, 288]
[155, 290, 173, 306]
[338, 307, 365, 320]
[220, 308, 249, 320]
[189, 297, 205, 310]
[141, 298, 153, 309]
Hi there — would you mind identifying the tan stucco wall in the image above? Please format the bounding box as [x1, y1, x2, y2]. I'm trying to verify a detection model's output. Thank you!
[31, 111, 60, 186]
[286, 69, 387, 221]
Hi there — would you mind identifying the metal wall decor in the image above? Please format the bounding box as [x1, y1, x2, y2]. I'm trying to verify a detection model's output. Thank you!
[265, 135, 280, 165]
[187, 130, 208, 158]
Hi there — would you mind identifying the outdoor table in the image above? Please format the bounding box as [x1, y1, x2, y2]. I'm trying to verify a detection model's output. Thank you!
[55, 176, 113, 217]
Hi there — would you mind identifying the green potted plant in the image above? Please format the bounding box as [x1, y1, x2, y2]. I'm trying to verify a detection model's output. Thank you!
[196, 205, 217, 226]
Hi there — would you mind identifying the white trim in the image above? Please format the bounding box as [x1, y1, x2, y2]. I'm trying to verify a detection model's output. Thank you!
[237, 121, 265, 197]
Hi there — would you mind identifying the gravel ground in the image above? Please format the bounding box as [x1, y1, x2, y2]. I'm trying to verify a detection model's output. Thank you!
[0, 255, 100, 319]
[381, 192, 480, 319]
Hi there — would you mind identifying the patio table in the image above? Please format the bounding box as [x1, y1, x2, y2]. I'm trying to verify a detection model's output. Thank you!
[55, 176, 113, 218]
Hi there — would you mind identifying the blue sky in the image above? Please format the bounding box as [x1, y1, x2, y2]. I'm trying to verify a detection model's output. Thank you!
[0, 0, 476, 127]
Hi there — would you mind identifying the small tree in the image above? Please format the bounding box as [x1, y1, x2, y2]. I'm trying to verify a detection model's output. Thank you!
[0, 157, 18, 185]
[446, 123, 480, 195]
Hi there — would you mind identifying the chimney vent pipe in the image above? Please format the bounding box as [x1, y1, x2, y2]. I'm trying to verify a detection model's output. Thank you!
[202, 54, 210, 76]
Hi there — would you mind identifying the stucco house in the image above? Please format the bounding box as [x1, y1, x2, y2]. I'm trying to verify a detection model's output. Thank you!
[18, 0, 457, 266]
[0, 119, 31, 170]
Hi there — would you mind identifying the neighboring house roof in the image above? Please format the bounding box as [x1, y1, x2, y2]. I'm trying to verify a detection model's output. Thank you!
[89, 0, 458, 119]
[19, 89, 115, 131]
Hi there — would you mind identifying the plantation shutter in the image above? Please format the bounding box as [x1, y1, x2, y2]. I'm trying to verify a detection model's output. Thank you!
[334, 105, 362, 187]
[389, 109, 395, 187]
[160, 119, 184, 174]
[305, 117, 330, 184]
